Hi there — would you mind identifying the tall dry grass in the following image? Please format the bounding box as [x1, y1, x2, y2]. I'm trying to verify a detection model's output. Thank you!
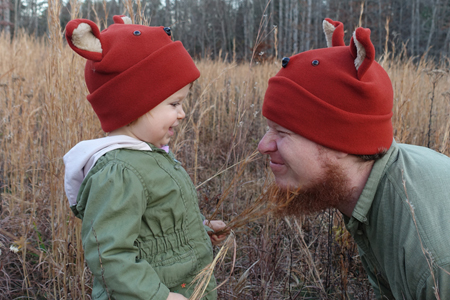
[1, 5, 449, 300]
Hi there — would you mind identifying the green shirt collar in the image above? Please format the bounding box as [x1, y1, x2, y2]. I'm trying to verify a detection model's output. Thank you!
[345, 140, 398, 231]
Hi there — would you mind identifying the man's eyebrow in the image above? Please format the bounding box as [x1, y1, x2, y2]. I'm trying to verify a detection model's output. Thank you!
[274, 125, 293, 133]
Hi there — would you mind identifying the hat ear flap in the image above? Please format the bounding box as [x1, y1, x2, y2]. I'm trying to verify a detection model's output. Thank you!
[323, 18, 345, 47]
[349, 27, 375, 80]
[113, 15, 132, 24]
[65, 19, 103, 62]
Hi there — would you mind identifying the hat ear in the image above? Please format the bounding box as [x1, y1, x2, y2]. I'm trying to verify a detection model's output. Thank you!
[323, 18, 345, 47]
[349, 27, 375, 80]
[65, 19, 103, 61]
[113, 15, 132, 24]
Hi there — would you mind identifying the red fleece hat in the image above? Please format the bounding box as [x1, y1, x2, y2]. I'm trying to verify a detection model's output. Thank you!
[263, 18, 393, 155]
[65, 15, 200, 132]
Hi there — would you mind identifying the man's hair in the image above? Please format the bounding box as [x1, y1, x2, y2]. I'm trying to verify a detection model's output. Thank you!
[354, 148, 388, 162]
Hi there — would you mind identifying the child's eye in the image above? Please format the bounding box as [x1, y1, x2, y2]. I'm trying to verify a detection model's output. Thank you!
[171, 102, 180, 107]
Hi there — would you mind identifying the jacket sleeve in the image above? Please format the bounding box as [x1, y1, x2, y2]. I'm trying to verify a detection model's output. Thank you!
[417, 262, 450, 299]
[200, 214, 214, 233]
[79, 162, 170, 300]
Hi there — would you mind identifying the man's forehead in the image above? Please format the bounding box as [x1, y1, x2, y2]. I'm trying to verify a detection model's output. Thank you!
[266, 119, 324, 149]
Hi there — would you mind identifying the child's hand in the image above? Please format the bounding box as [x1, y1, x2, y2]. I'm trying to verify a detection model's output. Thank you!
[167, 292, 188, 300]
[204, 220, 229, 245]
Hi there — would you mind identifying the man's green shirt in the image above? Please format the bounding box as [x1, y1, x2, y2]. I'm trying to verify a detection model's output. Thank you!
[345, 140, 450, 299]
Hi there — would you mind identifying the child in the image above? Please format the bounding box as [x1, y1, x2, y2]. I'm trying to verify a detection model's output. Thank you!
[63, 16, 228, 300]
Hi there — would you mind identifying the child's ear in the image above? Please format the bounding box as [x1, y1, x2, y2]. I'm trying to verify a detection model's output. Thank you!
[65, 19, 103, 61]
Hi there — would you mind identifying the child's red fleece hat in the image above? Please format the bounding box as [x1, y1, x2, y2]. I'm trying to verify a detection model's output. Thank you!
[65, 15, 200, 132]
[263, 18, 393, 155]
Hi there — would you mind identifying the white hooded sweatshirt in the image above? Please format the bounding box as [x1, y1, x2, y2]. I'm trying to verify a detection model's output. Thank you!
[63, 135, 155, 207]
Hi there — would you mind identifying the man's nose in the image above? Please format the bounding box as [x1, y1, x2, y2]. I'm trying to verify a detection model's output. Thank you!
[258, 133, 276, 154]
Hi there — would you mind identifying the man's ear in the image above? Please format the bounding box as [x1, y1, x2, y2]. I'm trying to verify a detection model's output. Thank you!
[318, 144, 348, 161]
[65, 19, 103, 61]
[334, 151, 349, 160]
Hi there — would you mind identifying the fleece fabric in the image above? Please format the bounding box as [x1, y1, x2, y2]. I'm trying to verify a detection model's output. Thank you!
[263, 18, 393, 155]
[345, 140, 450, 299]
[64, 136, 217, 300]
[65, 16, 200, 132]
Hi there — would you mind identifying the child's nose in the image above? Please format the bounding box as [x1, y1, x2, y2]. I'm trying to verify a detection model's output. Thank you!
[258, 133, 277, 154]
[178, 106, 186, 119]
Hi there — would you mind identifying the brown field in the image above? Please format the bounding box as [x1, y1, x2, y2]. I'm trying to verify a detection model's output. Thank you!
[1, 4, 449, 299]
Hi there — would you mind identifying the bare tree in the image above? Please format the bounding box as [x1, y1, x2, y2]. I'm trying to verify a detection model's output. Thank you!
[287, 0, 292, 53]
[410, 0, 416, 55]
[278, 0, 283, 56]
[283, 0, 288, 54]
[31, 0, 38, 36]
[378, 0, 383, 53]
[305, 0, 312, 51]
[165, 0, 171, 24]
[292, 0, 298, 53]
[0, 0, 11, 35]
[443, 0, 450, 54]
[268, 0, 273, 56]
[218, 1, 228, 56]
[5, 0, 448, 61]
[14, 0, 20, 36]
[314, 0, 322, 49]
[425, 0, 440, 60]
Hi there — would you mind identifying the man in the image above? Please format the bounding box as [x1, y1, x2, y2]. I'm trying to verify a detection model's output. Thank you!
[258, 18, 450, 299]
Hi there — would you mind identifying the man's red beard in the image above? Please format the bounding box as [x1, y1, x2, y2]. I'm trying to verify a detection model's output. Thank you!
[266, 162, 354, 217]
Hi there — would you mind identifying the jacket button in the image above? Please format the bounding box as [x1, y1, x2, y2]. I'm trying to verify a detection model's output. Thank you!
[356, 230, 363, 235]
[174, 164, 180, 170]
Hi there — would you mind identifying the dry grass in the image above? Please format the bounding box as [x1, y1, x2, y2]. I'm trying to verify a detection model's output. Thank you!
[1, 6, 450, 300]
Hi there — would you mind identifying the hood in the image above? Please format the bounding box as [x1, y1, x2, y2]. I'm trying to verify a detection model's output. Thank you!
[63, 135, 153, 207]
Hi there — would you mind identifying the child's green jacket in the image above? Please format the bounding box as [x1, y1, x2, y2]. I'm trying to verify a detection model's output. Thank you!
[66, 138, 217, 300]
